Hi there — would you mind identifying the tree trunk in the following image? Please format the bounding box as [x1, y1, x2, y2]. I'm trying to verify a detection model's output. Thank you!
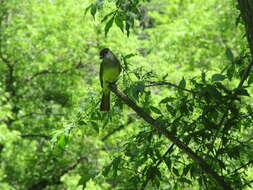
[237, 0, 253, 56]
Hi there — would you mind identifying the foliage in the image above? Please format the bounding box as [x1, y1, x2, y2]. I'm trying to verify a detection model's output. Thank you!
[0, 0, 252, 190]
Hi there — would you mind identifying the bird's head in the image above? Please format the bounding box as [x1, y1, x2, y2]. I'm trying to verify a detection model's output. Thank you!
[99, 48, 110, 59]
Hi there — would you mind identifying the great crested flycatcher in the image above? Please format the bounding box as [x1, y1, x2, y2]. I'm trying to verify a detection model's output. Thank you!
[99, 48, 122, 111]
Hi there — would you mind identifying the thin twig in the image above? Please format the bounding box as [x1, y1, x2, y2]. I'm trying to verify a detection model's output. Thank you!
[207, 111, 228, 156]
[24, 69, 71, 82]
[102, 118, 134, 141]
[18, 112, 65, 119]
[60, 155, 89, 176]
[21, 134, 51, 140]
[237, 60, 253, 89]
[145, 81, 194, 93]
[231, 160, 253, 174]
[27, 155, 88, 190]
[24, 61, 85, 83]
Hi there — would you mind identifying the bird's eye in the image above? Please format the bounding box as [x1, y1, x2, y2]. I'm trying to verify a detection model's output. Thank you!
[100, 48, 110, 58]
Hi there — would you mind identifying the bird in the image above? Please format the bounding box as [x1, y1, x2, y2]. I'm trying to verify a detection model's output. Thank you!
[99, 48, 122, 111]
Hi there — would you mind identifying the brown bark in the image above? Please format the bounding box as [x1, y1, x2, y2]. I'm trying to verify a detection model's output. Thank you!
[237, 1, 253, 89]
[237, 0, 253, 56]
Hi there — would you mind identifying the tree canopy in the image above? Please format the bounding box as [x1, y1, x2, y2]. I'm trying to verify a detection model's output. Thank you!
[0, 0, 253, 190]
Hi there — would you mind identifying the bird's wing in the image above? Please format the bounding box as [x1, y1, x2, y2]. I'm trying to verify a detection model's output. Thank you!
[112, 54, 122, 73]
[118, 59, 122, 73]
[99, 61, 104, 88]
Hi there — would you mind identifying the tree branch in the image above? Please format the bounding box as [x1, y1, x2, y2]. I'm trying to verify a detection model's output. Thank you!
[237, 0, 253, 56]
[24, 69, 70, 82]
[145, 81, 194, 93]
[24, 61, 85, 83]
[101, 118, 134, 141]
[27, 155, 88, 190]
[21, 134, 51, 140]
[109, 83, 232, 190]
[18, 112, 65, 119]
[236, 0, 253, 88]
[237, 60, 253, 89]
[60, 155, 89, 176]
[231, 159, 253, 174]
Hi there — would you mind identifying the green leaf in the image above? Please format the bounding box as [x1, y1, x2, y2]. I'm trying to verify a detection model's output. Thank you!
[189, 164, 197, 178]
[247, 73, 253, 85]
[226, 47, 234, 62]
[102, 11, 115, 23]
[165, 159, 171, 170]
[211, 74, 226, 82]
[136, 81, 145, 92]
[122, 53, 135, 70]
[166, 104, 176, 116]
[84, 4, 92, 16]
[91, 121, 99, 133]
[126, 22, 130, 36]
[235, 88, 250, 96]
[179, 77, 186, 89]
[246, 105, 252, 113]
[173, 167, 180, 176]
[206, 85, 222, 99]
[102, 164, 112, 176]
[217, 159, 225, 169]
[159, 97, 175, 104]
[153, 177, 161, 188]
[129, 175, 141, 184]
[125, 15, 134, 37]
[201, 71, 206, 83]
[112, 156, 121, 177]
[146, 166, 159, 180]
[104, 16, 114, 37]
[125, 53, 136, 59]
[78, 172, 98, 189]
[235, 14, 241, 26]
[115, 14, 124, 32]
[90, 3, 97, 19]
[182, 164, 191, 176]
[57, 134, 68, 149]
[215, 82, 230, 93]
[227, 65, 235, 81]
[130, 81, 145, 101]
[178, 177, 192, 185]
[150, 106, 162, 114]
[78, 120, 87, 126]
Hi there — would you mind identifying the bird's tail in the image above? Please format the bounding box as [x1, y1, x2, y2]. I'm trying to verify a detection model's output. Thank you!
[100, 92, 110, 111]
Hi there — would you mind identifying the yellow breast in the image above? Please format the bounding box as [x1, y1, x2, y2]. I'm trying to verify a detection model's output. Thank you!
[103, 67, 120, 83]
